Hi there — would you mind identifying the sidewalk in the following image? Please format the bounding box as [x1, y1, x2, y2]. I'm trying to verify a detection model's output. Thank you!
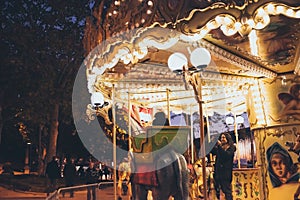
[0, 186, 46, 199]
[0, 185, 130, 200]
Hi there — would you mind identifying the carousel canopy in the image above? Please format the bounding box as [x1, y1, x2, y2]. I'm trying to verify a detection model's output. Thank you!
[83, 0, 300, 117]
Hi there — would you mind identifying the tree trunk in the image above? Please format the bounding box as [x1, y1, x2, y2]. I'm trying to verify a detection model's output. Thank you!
[45, 103, 59, 164]
[0, 91, 4, 144]
[37, 124, 44, 176]
[0, 105, 3, 145]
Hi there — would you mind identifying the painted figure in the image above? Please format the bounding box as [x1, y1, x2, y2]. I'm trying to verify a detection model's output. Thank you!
[278, 83, 300, 120]
[266, 142, 299, 187]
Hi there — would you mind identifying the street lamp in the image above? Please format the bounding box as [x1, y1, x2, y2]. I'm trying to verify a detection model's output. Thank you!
[24, 141, 31, 174]
[168, 47, 211, 200]
[89, 89, 117, 200]
[86, 91, 111, 124]
[91, 92, 110, 108]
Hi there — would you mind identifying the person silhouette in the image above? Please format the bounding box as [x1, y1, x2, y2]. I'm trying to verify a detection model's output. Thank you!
[62, 157, 77, 198]
[45, 156, 60, 195]
[152, 111, 170, 126]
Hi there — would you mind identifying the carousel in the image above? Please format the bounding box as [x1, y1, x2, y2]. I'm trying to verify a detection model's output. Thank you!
[76, 0, 300, 199]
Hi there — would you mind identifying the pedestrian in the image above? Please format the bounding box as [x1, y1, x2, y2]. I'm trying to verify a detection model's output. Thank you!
[103, 164, 110, 180]
[62, 157, 77, 198]
[45, 156, 60, 195]
[85, 161, 99, 200]
[211, 133, 236, 200]
[78, 165, 85, 180]
[98, 165, 103, 181]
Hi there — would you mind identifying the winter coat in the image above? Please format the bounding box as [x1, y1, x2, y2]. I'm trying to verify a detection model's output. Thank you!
[85, 167, 99, 184]
[212, 144, 236, 182]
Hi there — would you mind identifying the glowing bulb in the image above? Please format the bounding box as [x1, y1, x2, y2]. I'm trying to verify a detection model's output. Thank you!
[247, 19, 255, 28]
[168, 52, 188, 72]
[190, 48, 211, 69]
[276, 5, 285, 14]
[256, 8, 266, 17]
[207, 21, 218, 29]
[223, 16, 232, 25]
[236, 116, 244, 124]
[266, 4, 275, 13]
[286, 9, 295, 17]
[234, 22, 242, 30]
[215, 16, 224, 25]
[91, 92, 104, 107]
[226, 116, 234, 125]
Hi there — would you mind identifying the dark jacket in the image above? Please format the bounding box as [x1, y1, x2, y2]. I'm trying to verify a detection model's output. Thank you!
[45, 160, 60, 179]
[85, 167, 99, 184]
[212, 144, 236, 181]
[63, 162, 77, 182]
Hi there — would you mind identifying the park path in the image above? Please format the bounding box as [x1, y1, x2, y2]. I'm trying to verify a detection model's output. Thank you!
[0, 185, 132, 200]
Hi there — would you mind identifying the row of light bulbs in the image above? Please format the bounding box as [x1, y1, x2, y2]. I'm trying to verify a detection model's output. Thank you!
[181, 2, 300, 40]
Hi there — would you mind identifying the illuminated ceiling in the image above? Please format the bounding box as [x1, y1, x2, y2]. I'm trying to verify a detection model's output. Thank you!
[83, 0, 300, 114]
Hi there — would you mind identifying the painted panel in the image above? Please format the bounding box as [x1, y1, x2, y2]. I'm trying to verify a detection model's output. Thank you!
[262, 75, 300, 126]
[232, 168, 260, 200]
[254, 125, 300, 200]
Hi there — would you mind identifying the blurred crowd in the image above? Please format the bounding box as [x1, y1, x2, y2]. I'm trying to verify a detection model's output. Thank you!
[45, 155, 112, 197]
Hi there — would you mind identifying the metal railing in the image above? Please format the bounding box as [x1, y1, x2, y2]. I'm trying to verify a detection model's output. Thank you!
[45, 181, 114, 200]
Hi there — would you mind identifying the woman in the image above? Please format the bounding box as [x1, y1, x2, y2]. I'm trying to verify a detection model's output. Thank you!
[211, 133, 236, 200]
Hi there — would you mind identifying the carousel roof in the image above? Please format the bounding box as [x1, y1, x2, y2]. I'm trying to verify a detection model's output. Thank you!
[83, 0, 300, 115]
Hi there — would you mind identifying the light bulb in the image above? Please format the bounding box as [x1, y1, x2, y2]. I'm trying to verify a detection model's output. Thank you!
[190, 48, 211, 69]
[168, 52, 188, 73]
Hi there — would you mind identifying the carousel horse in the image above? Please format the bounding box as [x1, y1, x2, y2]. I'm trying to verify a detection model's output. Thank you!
[130, 149, 189, 200]
[189, 158, 213, 199]
[94, 104, 189, 199]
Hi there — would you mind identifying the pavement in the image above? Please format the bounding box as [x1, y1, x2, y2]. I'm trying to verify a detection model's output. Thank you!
[0, 186, 47, 200]
[0, 185, 131, 200]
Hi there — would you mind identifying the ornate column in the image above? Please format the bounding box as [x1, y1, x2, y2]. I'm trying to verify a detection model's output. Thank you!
[247, 74, 300, 200]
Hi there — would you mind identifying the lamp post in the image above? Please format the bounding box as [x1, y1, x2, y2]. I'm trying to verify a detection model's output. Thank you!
[24, 141, 31, 174]
[168, 47, 211, 200]
[90, 91, 117, 200]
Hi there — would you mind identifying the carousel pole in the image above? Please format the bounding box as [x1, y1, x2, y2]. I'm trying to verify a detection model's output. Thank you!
[190, 105, 194, 163]
[112, 84, 117, 200]
[196, 74, 208, 200]
[128, 92, 132, 151]
[167, 47, 211, 200]
[166, 89, 170, 123]
[234, 113, 241, 169]
[204, 104, 210, 143]
[188, 73, 208, 199]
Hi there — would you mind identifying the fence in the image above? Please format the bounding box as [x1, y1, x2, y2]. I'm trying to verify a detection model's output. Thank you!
[45, 181, 114, 200]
